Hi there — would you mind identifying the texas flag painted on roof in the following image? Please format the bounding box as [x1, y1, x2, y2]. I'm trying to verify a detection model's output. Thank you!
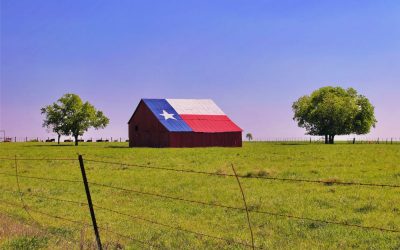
[142, 99, 242, 133]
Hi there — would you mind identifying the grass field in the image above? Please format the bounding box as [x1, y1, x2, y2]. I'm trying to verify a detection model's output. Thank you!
[0, 142, 399, 249]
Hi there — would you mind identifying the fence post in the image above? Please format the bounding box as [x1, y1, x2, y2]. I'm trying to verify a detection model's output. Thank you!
[78, 155, 102, 250]
[231, 164, 255, 250]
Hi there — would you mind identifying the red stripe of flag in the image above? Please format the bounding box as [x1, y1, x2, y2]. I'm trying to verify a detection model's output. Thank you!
[180, 115, 242, 133]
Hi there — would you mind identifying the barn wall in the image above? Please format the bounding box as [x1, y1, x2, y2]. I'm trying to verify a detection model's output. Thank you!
[128, 101, 169, 147]
[169, 132, 242, 147]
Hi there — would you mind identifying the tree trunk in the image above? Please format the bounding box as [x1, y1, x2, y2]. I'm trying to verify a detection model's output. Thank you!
[325, 135, 328, 144]
[74, 135, 79, 146]
[57, 134, 61, 144]
[329, 135, 335, 144]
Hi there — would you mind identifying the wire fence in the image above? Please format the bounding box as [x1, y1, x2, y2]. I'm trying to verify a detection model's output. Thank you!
[0, 156, 399, 249]
[2, 136, 400, 144]
[251, 137, 400, 144]
[0, 136, 129, 143]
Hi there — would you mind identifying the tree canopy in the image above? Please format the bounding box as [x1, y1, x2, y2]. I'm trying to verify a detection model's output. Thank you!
[292, 86, 377, 144]
[246, 133, 253, 141]
[41, 94, 109, 146]
[41, 103, 67, 144]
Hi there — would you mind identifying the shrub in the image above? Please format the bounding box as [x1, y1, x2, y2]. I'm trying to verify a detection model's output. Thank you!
[320, 178, 339, 186]
[245, 169, 271, 178]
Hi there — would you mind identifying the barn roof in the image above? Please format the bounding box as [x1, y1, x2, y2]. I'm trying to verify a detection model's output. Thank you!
[132, 98, 242, 133]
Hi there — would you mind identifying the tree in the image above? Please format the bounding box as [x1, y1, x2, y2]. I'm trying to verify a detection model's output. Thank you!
[41, 103, 67, 144]
[292, 86, 377, 144]
[42, 94, 109, 146]
[246, 133, 253, 141]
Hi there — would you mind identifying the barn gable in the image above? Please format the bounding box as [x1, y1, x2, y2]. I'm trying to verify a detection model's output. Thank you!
[128, 100, 169, 147]
[128, 98, 242, 147]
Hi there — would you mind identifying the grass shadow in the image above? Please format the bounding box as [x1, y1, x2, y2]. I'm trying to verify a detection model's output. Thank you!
[278, 143, 310, 146]
[106, 145, 130, 149]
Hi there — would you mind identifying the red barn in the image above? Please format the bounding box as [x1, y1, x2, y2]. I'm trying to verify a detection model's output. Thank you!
[128, 99, 242, 147]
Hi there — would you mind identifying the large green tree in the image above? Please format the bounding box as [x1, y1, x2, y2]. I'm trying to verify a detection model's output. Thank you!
[40, 103, 67, 144]
[292, 86, 377, 144]
[42, 94, 109, 146]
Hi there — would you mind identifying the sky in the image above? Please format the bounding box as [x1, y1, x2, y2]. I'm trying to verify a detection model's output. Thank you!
[1, 0, 399, 140]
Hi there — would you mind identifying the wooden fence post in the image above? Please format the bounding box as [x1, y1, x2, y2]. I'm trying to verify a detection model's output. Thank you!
[78, 155, 102, 250]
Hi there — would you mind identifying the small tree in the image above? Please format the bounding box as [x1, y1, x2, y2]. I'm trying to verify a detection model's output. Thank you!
[292, 86, 377, 144]
[42, 94, 109, 146]
[41, 103, 67, 144]
[246, 133, 253, 141]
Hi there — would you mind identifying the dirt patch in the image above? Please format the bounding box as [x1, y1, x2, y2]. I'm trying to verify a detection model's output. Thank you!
[0, 213, 43, 241]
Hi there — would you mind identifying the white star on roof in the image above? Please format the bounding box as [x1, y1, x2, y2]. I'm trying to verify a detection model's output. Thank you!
[160, 110, 176, 120]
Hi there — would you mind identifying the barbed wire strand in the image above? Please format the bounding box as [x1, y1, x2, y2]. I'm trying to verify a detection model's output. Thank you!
[2, 156, 399, 188]
[1, 188, 88, 207]
[84, 158, 400, 188]
[231, 163, 255, 250]
[0, 199, 88, 237]
[2, 170, 398, 234]
[0, 208, 80, 245]
[87, 181, 400, 234]
[0, 199, 152, 248]
[1, 157, 399, 237]
[3, 189, 260, 247]
[0, 172, 82, 183]
[252, 209, 400, 233]
[97, 225, 158, 248]
[0, 157, 77, 161]
[14, 155, 42, 227]
[93, 204, 258, 249]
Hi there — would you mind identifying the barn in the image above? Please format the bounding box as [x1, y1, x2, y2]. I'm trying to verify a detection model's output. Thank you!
[128, 99, 242, 147]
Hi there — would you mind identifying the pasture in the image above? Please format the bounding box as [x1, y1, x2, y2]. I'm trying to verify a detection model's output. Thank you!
[0, 142, 399, 249]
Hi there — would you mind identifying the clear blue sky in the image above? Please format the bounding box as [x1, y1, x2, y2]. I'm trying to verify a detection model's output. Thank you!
[1, 0, 399, 140]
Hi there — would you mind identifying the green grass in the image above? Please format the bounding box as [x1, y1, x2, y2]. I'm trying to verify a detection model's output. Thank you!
[1, 236, 49, 250]
[0, 142, 399, 249]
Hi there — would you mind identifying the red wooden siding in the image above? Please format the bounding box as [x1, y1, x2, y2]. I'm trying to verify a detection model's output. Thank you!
[169, 132, 242, 147]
